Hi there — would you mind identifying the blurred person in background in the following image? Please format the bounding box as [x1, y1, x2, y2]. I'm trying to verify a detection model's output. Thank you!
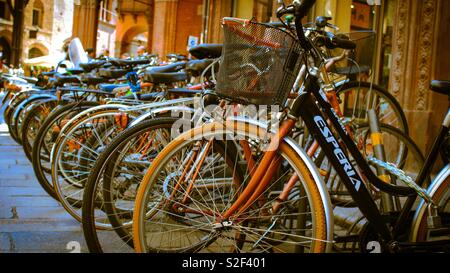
[86, 48, 95, 60]
[137, 45, 147, 57]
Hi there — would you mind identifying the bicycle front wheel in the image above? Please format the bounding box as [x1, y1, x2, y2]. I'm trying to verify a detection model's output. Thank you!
[133, 120, 332, 253]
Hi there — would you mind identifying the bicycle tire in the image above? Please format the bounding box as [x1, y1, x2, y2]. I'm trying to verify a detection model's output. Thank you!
[31, 101, 99, 200]
[51, 109, 124, 221]
[21, 99, 59, 162]
[11, 95, 55, 145]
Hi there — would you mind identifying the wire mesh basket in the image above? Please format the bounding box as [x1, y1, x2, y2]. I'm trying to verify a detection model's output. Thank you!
[329, 30, 376, 76]
[216, 18, 304, 106]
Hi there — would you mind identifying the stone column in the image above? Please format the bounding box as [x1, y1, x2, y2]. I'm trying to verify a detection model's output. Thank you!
[204, 0, 232, 44]
[10, 0, 29, 67]
[145, 7, 154, 53]
[72, 0, 100, 52]
[152, 0, 179, 58]
[388, 0, 446, 154]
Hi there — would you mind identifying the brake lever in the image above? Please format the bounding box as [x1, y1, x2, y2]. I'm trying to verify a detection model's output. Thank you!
[326, 23, 340, 32]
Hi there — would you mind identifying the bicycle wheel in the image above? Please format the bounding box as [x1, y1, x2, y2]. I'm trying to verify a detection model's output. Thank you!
[3, 91, 31, 128]
[21, 99, 58, 162]
[133, 120, 332, 253]
[336, 81, 408, 134]
[51, 108, 133, 221]
[411, 169, 450, 247]
[82, 117, 191, 253]
[11, 96, 53, 145]
[31, 101, 99, 200]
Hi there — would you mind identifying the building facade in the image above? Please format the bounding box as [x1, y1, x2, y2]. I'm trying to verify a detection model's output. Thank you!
[0, 0, 74, 66]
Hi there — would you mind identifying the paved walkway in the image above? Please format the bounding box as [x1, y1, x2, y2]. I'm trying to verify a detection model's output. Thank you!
[0, 122, 87, 253]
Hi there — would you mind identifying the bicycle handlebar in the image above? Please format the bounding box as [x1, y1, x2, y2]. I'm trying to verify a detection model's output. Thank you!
[276, 0, 317, 50]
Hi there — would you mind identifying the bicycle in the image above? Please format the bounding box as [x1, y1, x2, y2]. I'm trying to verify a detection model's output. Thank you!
[49, 50, 219, 224]
[132, 0, 450, 253]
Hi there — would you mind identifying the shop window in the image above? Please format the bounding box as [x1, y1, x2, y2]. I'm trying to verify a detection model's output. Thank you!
[351, 0, 375, 30]
[349, 0, 394, 89]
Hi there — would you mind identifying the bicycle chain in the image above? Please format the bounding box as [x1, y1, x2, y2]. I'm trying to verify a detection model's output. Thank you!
[366, 156, 434, 205]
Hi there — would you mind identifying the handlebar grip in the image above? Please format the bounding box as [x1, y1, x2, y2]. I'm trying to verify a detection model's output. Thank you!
[316, 36, 357, 50]
[330, 37, 356, 50]
[276, 5, 295, 18]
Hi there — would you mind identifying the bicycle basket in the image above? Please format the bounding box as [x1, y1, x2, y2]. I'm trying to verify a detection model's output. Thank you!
[216, 17, 304, 106]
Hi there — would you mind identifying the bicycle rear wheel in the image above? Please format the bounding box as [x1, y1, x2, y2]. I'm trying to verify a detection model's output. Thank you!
[51, 108, 133, 221]
[21, 99, 58, 161]
[31, 101, 99, 200]
[83, 117, 193, 252]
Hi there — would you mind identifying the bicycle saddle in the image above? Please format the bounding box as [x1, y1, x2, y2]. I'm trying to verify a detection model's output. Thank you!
[189, 44, 223, 59]
[430, 80, 450, 96]
[109, 58, 151, 68]
[98, 83, 129, 93]
[79, 60, 107, 72]
[81, 76, 107, 86]
[66, 68, 85, 75]
[143, 72, 188, 84]
[54, 75, 80, 85]
[97, 69, 128, 79]
[186, 59, 215, 77]
[146, 61, 186, 73]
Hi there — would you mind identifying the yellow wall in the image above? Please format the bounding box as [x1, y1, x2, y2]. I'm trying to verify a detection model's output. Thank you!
[234, 0, 254, 19]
